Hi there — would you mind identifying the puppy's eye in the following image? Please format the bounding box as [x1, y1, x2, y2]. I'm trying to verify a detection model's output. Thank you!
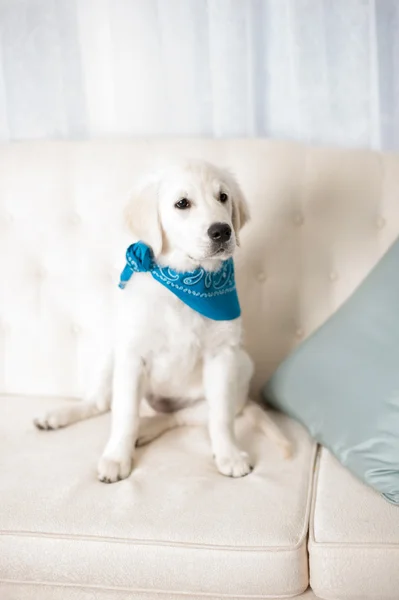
[219, 192, 228, 204]
[175, 198, 191, 210]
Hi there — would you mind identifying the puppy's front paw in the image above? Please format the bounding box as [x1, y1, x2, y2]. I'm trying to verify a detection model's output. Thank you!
[34, 411, 64, 431]
[97, 455, 132, 484]
[215, 449, 252, 478]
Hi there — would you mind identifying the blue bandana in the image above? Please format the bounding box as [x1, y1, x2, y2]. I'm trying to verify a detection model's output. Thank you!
[118, 242, 241, 321]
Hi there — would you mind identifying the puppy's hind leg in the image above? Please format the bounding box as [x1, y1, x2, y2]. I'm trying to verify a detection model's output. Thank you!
[241, 401, 292, 459]
[136, 401, 208, 447]
[34, 353, 113, 431]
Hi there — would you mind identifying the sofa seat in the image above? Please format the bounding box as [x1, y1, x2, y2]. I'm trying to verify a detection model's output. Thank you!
[0, 395, 316, 599]
[309, 450, 399, 600]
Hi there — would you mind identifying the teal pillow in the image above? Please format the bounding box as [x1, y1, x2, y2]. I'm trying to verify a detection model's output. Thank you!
[264, 239, 399, 504]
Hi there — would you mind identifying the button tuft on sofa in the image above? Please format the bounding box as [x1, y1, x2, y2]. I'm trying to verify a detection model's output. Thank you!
[294, 213, 304, 226]
[329, 270, 338, 282]
[70, 212, 82, 226]
[257, 271, 267, 282]
[376, 215, 386, 229]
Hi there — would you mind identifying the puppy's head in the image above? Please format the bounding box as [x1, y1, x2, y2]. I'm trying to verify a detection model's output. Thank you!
[124, 160, 249, 267]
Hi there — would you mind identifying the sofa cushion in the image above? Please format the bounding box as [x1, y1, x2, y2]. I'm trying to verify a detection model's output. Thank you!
[264, 238, 399, 503]
[309, 449, 399, 600]
[0, 395, 316, 599]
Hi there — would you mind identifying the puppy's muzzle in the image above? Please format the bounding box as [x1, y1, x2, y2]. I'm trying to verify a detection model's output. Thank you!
[207, 222, 232, 248]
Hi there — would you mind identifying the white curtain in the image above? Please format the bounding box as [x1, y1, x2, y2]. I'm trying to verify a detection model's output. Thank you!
[0, 0, 398, 150]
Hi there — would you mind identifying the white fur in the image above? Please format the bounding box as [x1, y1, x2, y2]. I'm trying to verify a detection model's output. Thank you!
[34, 160, 290, 483]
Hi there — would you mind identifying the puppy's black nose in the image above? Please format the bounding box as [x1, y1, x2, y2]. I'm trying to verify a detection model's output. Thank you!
[208, 222, 232, 243]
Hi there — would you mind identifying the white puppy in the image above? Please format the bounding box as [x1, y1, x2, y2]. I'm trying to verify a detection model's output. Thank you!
[35, 160, 290, 483]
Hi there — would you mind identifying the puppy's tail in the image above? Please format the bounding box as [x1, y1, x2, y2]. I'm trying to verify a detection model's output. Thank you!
[241, 401, 292, 459]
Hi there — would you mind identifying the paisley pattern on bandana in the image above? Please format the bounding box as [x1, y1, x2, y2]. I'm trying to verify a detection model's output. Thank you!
[118, 241, 241, 321]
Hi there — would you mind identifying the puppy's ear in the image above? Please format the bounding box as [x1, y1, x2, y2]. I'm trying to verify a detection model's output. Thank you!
[124, 174, 163, 257]
[229, 173, 250, 246]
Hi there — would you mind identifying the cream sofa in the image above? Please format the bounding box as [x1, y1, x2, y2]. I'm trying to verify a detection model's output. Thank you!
[1, 140, 398, 600]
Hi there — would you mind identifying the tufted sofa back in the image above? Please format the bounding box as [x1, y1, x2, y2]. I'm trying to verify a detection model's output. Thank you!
[1, 140, 399, 397]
